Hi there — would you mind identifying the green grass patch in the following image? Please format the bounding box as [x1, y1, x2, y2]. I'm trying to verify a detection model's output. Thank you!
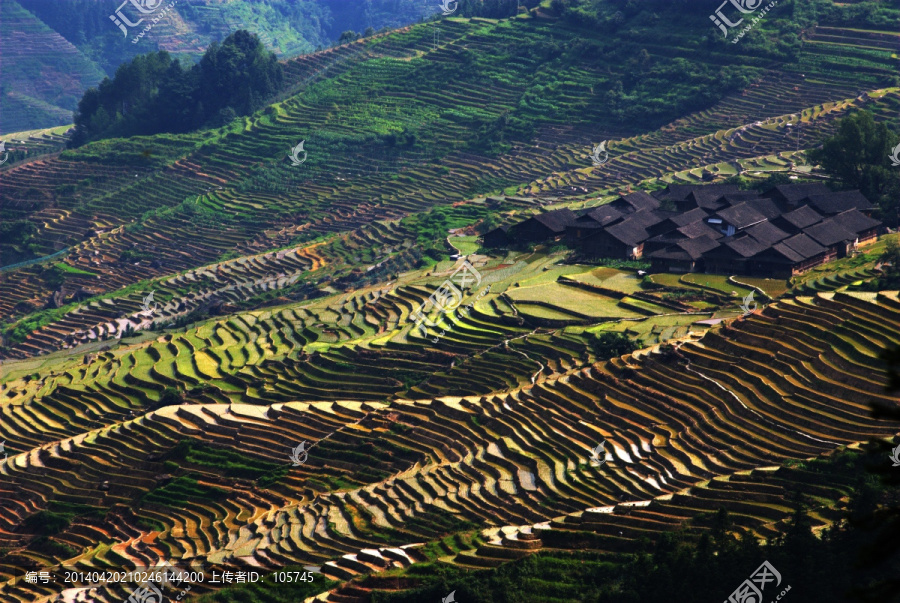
[140, 475, 228, 508]
[52, 262, 97, 276]
[167, 439, 290, 485]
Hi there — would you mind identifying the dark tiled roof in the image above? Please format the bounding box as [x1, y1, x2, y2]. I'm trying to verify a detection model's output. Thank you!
[567, 222, 605, 232]
[577, 205, 624, 226]
[779, 233, 828, 259]
[670, 207, 709, 227]
[610, 191, 661, 213]
[804, 218, 857, 247]
[768, 242, 805, 263]
[646, 220, 720, 247]
[649, 236, 721, 261]
[604, 214, 660, 246]
[640, 210, 680, 228]
[712, 203, 768, 229]
[806, 191, 875, 215]
[743, 221, 791, 246]
[680, 235, 722, 258]
[776, 205, 824, 231]
[746, 197, 784, 220]
[689, 190, 731, 210]
[531, 208, 576, 233]
[723, 235, 768, 257]
[764, 183, 831, 203]
[677, 221, 723, 240]
[655, 184, 741, 202]
[646, 208, 702, 237]
[832, 209, 881, 233]
[652, 184, 696, 201]
[721, 192, 763, 205]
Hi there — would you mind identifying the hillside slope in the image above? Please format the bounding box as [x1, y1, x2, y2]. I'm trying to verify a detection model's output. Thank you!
[1, 0, 436, 133]
[1, 1, 900, 602]
[0, 0, 897, 354]
[0, 1, 107, 132]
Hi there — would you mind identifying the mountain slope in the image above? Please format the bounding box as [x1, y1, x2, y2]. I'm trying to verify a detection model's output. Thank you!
[1, 1, 900, 602]
[1, 0, 437, 133]
[0, 1, 106, 132]
[1, 289, 899, 602]
[0, 2, 897, 353]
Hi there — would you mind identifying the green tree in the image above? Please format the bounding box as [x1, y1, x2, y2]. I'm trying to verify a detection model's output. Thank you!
[70, 31, 282, 147]
[808, 111, 900, 225]
[338, 30, 360, 44]
[590, 332, 639, 360]
[199, 30, 283, 119]
[882, 237, 900, 271]
[476, 215, 499, 235]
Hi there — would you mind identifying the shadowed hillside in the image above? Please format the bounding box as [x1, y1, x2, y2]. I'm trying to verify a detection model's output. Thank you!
[1, 1, 899, 602]
[1, 0, 438, 132]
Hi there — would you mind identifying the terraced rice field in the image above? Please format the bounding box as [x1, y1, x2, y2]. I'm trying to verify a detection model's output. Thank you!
[2, 5, 899, 602]
[2, 292, 899, 602]
[1, 11, 898, 361]
[507, 281, 663, 321]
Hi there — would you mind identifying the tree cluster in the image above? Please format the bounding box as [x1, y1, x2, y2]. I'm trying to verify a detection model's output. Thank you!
[70, 30, 283, 147]
[808, 110, 900, 227]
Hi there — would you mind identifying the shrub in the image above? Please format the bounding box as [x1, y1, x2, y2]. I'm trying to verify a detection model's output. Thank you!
[590, 332, 639, 360]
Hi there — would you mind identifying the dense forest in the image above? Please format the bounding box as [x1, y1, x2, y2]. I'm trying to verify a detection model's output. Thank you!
[809, 111, 900, 226]
[69, 31, 282, 146]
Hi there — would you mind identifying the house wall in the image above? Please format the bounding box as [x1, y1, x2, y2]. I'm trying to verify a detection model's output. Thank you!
[798, 251, 835, 272]
[633, 244, 644, 260]
[650, 258, 697, 273]
[482, 231, 508, 248]
[858, 229, 878, 246]
[738, 250, 836, 278]
[582, 232, 632, 259]
[835, 241, 853, 258]
[512, 220, 554, 243]
[568, 226, 599, 240]
[704, 256, 748, 275]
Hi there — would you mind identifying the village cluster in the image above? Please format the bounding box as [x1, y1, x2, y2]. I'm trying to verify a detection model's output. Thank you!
[483, 183, 882, 279]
